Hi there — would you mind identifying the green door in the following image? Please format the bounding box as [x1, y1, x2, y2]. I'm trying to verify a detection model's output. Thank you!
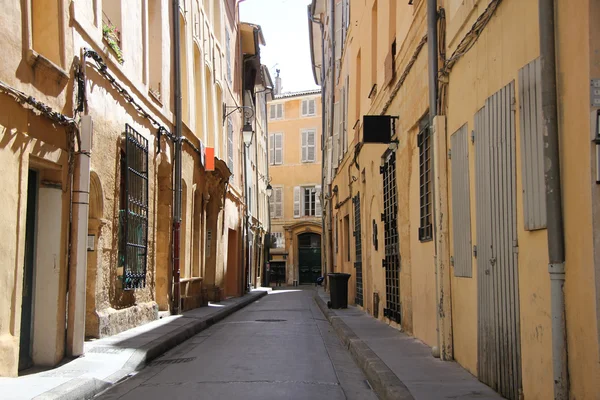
[298, 233, 321, 284]
[19, 170, 37, 371]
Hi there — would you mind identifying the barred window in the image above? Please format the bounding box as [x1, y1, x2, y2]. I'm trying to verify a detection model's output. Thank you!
[418, 115, 432, 242]
[120, 124, 149, 290]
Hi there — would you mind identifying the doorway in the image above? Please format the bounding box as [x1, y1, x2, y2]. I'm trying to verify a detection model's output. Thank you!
[19, 170, 37, 371]
[298, 233, 321, 284]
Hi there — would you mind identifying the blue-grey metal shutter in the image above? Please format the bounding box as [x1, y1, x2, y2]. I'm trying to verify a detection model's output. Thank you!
[518, 58, 547, 230]
[450, 124, 472, 278]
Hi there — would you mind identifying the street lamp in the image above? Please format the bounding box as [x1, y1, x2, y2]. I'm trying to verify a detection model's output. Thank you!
[266, 183, 273, 198]
[243, 121, 253, 147]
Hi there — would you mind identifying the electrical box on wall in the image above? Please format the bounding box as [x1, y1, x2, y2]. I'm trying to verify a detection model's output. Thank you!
[87, 234, 95, 251]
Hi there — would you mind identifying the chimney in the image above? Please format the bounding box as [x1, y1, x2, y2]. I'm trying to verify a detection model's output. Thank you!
[275, 69, 282, 95]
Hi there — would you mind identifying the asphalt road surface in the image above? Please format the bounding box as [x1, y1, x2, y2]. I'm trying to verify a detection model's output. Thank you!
[96, 287, 378, 400]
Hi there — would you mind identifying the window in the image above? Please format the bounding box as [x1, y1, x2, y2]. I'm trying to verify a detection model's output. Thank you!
[270, 187, 283, 218]
[270, 103, 283, 120]
[344, 215, 350, 261]
[418, 115, 432, 241]
[294, 186, 321, 218]
[269, 133, 283, 165]
[301, 99, 316, 117]
[272, 232, 284, 248]
[301, 129, 316, 163]
[120, 124, 149, 290]
[227, 117, 234, 179]
[225, 29, 232, 83]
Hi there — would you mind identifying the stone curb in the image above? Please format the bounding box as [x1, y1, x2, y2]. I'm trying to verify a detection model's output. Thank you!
[37, 291, 267, 400]
[314, 293, 414, 400]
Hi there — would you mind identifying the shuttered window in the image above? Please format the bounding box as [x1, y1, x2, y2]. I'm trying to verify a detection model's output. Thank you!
[293, 185, 321, 217]
[225, 29, 231, 83]
[270, 187, 283, 219]
[418, 116, 433, 242]
[450, 124, 473, 278]
[269, 133, 283, 165]
[301, 99, 316, 117]
[227, 117, 234, 179]
[272, 232, 284, 248]
[269, 103, 283, 120]
[518, 58, 547, 230]
[301, 129, 316, 162]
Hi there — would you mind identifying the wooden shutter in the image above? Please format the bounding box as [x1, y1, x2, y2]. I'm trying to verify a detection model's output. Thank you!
[275, 133, 283, 164]
[302, 100, 308, 116]
[309, 99, 316, 115]
[269, 134, 275, 165]
[270, 105, 276, 119]
[518, 58, 547, 230]
[315, 185, 322, 217]
[293, 186, 301, 218]
[275, 187, 283, 218]
[335, 0, 342, 61]
[307, 130, 316, 161]
[277, 104, 283, 119]
[301, 131, 307, 161]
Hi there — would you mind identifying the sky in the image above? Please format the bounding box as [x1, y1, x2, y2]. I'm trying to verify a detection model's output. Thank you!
[239, 0, 320, 93]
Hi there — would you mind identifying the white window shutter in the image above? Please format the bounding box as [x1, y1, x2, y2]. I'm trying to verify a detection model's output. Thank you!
[277, 104, 283, 119]
[307, 130, 315, 162]
[309, 99, 316, 115]
[335, 1, 342, 61]
[301, 131, 307, 162]
[293, 186, 301, 218]
[275, 133, 283, 164]
[302, 100, 308, 116]
[269, 134, 274, 165]
[316, 185, 322, 217]
[276, 188, 283, 218]
[270, 105, 275, 119]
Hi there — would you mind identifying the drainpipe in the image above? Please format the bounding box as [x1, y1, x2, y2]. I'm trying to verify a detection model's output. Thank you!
[539, 0, 568, 398]
[66, 114, 92, 357]
[309, 5, 328, 286]
[427, 0, 443, 358]
[328, 0, 335, 283]
[172, 0, 183, 315]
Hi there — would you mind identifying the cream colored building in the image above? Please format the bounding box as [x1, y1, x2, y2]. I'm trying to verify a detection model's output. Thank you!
[268, 87, 323, 286]
[0, 0, 269, 377]
[310, 0, 600, 399]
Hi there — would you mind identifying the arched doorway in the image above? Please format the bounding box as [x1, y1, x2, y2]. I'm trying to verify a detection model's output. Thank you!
[298, 233, 321, 284]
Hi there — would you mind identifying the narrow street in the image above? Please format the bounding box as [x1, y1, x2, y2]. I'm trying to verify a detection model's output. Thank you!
[96, 288, 378, 400]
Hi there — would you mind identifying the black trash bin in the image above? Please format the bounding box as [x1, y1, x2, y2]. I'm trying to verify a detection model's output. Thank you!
[327, 273, 351, 309]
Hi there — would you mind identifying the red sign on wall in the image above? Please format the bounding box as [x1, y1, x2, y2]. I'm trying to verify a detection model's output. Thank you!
[205, 147, 214, 171]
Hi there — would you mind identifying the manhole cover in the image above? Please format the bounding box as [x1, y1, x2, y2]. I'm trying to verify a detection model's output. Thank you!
[150, 357, 196, 366]
[255, 319, 287, 322]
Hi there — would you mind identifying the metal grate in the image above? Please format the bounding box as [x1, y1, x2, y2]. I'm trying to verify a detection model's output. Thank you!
[418, 116, 432, 241]
[150, 357, 197, 366]
[380, 150, 401, 323]
[121, 124, 149, 290]
[353, 194, 363, 306]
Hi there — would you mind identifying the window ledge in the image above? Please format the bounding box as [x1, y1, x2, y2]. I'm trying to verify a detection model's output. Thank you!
[27, 50, 69, 85]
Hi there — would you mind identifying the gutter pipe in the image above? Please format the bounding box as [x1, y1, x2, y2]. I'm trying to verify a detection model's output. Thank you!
[309, 4, 328, 284]
[172, 0, 183, 315]
[427, 0, 442, 358]
[539, 0, 568, 397]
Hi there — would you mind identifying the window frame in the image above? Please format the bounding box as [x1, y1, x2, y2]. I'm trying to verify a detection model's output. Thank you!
[301, 129, 317, 163]
[269, 132, 283, 165]
[269, 103, 284, 120]
[301, 99, 317, 117]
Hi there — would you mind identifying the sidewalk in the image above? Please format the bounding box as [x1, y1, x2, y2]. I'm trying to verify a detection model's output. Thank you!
[314, 288, 504, 400]
[0, 289, 268, 400]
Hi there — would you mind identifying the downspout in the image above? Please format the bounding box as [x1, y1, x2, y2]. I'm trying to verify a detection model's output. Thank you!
[328, 0, 335, 283]
[172, 0, 183, 315]
[427, 0, 442, 358]
[539, 0, 568, 397]
[309, 5, 328, 285]
[67, 51, 92, 355]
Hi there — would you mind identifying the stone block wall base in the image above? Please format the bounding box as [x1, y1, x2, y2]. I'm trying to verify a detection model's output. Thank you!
[0, 334, 19, 377]
[181, 295, 203, 311]
[96, 302, 159, 338]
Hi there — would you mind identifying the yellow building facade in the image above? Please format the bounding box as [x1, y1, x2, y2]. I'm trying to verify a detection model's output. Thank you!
[311, 0, 600, 399]
[0, 0, 269, 377]
[268, 89, 323, 286]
